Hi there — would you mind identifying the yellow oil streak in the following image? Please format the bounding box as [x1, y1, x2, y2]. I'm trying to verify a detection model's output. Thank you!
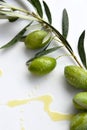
[36, 96, 73, 121]
[7, 99, 30, 107]
[7, 95, 73, 121]
[20, 117, 25, 130]
[0, 69, 2, 76]
[21, 127, 25, 130]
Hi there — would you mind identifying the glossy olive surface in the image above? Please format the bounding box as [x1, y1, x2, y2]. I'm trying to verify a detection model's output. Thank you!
[28, 56, 56, 75]
[64, 65, 87, 89]
[25, 30, 50, 49]
[70, 113, 87, 130]
[73, 92, 87, 110]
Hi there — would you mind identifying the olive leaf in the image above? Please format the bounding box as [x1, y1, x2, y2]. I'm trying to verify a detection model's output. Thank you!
[27, 0, 43, 18]
[62, 9, 69, 39]
[0, 21, 33, 49]
[26, 42, 51, 64]
[0, 10, 37, 21]
[42, 32, 51, 44]
[43, 20, 73, 53]
[35, 46, 62, 57]
[43, 1, 52, 24]
[0, 0, 5, 2]
[26, 46, 62, 64]
[34, 34, 53, 55]
[78, 30, 86, 68]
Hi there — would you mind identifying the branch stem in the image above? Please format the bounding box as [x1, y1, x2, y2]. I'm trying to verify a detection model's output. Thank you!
[41, 20, 83, 68]
[0, 3, 83, 68]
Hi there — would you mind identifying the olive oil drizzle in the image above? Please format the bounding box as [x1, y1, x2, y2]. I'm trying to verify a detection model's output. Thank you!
[21, 126, 25, 130]
[0, 69, 2, 76]
[20, 111, 25, 130]
[7, 95, 73, 121]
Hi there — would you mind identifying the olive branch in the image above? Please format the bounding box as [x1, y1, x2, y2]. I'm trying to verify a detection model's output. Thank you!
[0, 0, 86, 69]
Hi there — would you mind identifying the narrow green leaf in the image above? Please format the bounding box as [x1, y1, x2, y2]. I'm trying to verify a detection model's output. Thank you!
[43, 20, 73, 53]
[27, 0, 43, 18]
[26, 46, 62, 64]
[78, 30, 86, 68]
[0, 21, 33, 49]
[35, 46, 62, 57]
[34, 35, 52, 56]
[62, 9, 69, 39]
[43, 1, 52, 24]
[0, 0, 5, 2]
[0, 10, 37, 21]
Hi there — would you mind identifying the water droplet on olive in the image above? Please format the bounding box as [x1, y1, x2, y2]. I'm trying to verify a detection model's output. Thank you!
[70, 113, 87, 130]
[64, 65, 87, 89]
[73, 92, 87, 110]
[28, 56, 56, 75]
[24, 30, 51, 49]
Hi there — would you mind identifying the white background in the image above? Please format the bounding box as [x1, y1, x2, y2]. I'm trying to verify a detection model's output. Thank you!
[0, 0, 87, 130]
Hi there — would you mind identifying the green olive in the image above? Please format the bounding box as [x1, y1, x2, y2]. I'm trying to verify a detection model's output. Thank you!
[64, 65, 87, 89]
[70, 113, 87, 130]
[24, 30, 51, 49]
[73, 92, 87, 110]
[28, 56, 56, 75]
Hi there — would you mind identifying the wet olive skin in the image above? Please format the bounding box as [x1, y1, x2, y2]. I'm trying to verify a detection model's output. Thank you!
[70, 113, 87, 130]
[64, 65, 87, 89]
[73, 92, 87, 110]
[25, 30, 50, 49]
[28, 56, 56, 75]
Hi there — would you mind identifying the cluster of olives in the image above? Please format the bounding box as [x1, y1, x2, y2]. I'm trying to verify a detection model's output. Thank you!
[24, 30, 87, 130]
[64, 66, 87, 130]
[24, 30, 57, 76]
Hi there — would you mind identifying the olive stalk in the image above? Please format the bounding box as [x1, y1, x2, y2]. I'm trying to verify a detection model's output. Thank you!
[0, 2, 83, 68]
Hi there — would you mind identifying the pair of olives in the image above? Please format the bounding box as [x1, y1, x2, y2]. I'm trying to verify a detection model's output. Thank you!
[24, 30, 56, 75]
[70, 92, 87, 130]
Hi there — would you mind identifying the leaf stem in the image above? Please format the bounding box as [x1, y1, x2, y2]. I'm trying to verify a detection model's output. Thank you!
[56, 54, 71, 60]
